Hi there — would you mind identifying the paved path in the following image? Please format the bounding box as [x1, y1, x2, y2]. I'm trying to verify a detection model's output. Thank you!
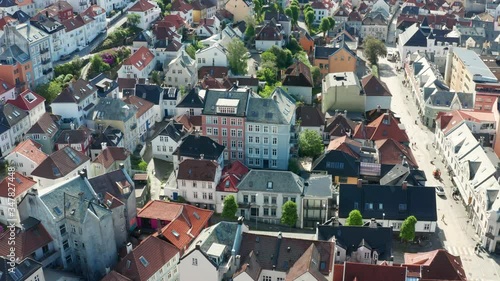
[377, 55, 500, 281]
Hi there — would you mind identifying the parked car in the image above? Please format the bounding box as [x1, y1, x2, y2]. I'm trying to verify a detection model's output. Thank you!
[435, 185, 445, 196]
[60, 54, 72, 61]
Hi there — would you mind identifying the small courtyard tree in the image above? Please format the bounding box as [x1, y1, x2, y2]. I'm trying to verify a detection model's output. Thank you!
[363, 36, 387, 65]
[222, 195, 238, 219]
[227, 38, 249, 75]
[400, 215, 418, 242]
[298, 129, 324, 158]
[346, 209, 363, 226]
[281, 200, 298, 227]
[127, 13, 141, 28]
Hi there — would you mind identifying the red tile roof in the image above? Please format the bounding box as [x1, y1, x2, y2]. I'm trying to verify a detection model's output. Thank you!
[129, 0, 156, 12]
[123, 46, 155, 71]
[361, 74, 392, 97]
[0, 219, 53, 260]
[6, 89, 45, 111]
[198, 66, 230, 79]
[10, 139, 48, 166]
[93, 147, 131, 169]
[375, 138, 418, 168]
[102, 271, 132, 281]
[327, 136, 362, 159]
[342, 262, 407, 281]
[113, 236, 179, 280]
[123, 95, 154, 118]
[438, 110, 496, 134]
[171, 0, 193, 13]
[0, 16, 16, 30]
[177, 159, 218, 181]
[285, 244, 328, 281]
[217, 160, 249, 192]
[161, 14, 186, 29]
[139, 201, 212, 251]
[174, 114, 194, 132]
[31, 147, 90, 179]
[353, 113, 409, 143]
[0, 172, 36, 198]
[404, 249, 466, 280]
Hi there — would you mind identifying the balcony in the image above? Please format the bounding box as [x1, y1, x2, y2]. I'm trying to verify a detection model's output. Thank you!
[42, 59, 50, 65]
[130, 123, 137, 130]
[40, 48, 49, 54]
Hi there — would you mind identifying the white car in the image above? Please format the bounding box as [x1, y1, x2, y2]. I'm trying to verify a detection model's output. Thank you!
[435, 185, 445, 196]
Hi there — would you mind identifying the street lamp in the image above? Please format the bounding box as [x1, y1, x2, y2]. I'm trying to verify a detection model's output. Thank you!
[383, 213, 385, 227]
[255, 194, 259, 230]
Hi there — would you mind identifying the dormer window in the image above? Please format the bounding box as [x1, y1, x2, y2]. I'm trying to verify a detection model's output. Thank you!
[267, 181, 273, 189]
[216, 98, 239, 114]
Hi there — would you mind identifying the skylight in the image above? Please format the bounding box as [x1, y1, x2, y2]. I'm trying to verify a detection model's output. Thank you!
[139, 256, 149, 267]
[53, 206, 62, 216]
[172, 230, 180, 237]
[193, 212, 200, 220]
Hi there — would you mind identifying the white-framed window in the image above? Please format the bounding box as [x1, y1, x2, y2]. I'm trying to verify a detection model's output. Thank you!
[263, 276, 271, 281]
[192, 258, 198, 266]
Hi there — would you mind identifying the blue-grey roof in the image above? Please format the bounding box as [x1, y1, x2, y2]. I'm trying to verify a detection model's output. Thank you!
[0, 103, 28, 128]
[12, 10, 30, 23]
[177, 88, 204, 108]
[88, 97, 137, 122]
[317, 225, 393, 260]
[157, 120, 186, 142]
[0, 45, 30, 64]
[303, 175, 332, 197]
[175, 134, 225, 160]
[135, 84, 164, 105]
[89, 74, 119, 98]
[314, 46, 339, 59]
[202, 87, 252, 117]
[428, 91, 473, 108]
[401, 5, 419, 15]
[237, 170, 304, 194]
[246, 98, 287, 124]
[271, 87, 296, 123]
[312, 150, 360, 177]
[88, 169, 134, 201]
[453, 48, 497, 83]
[338, 184, 438, 222]
[185, 221, 240, 255]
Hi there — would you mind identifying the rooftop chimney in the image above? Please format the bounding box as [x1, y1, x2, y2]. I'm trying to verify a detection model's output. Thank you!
[357, 179, 362, 188]
[79, 169, 87, 179]
[126, 242, 133, 254]
[344, 110, 347, 116]
[195, 130, 200, 138]
[101, 142, 107, 151]
[277, 232, 282, 239]
[120, 163, 125, 170]
[402, 181, 408, 190]
[157, 218, 162, 236]
[200, 154, 204, 159]
[369, 218, 378, 228]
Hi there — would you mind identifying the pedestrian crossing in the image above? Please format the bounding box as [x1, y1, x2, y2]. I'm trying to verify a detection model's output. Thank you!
[444, 245, 476, 257]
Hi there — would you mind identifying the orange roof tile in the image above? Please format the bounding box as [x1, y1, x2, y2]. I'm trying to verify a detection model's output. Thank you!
[0, 219, 53, 260]
[216, 160, 249, 192]
[129, 0, 156, 12]
[11, 139, 48, 165]
[353, 113, 409, 143]
[123, 46, 155, 71]
[375, 138, 418, 168]
[0, 172, 36, 198]
[404, 249, 466, 280]
[122, 95, 154, 118]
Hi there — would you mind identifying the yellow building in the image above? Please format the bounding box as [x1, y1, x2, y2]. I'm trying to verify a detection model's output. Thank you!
[313, 44, 365, 78]
[225, 0, 254, 23]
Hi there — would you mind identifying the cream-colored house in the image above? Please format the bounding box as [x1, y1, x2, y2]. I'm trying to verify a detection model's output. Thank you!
[225, 0, 254, 22]
[321, 72, 362, 113]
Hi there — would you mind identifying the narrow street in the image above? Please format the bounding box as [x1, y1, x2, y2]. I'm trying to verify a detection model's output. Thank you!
[378, 56, 500, 280]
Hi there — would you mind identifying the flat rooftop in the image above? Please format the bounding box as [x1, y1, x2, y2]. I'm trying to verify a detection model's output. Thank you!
[454, 48, 497, 83]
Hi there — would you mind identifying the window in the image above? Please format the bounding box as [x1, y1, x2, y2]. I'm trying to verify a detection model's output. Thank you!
[207, 128, 212, 135]
[378, 203, 383, 210]
[192, 258, 198, 266]
[251, 195, 256, 203]
[209, 193, 213, 200]
[213, 128, 218, 135]
[271, 160, 277, 167]
[230, 118, 236, 125]
[65, 255, 72, 264]
[248, 136, 253, 143]
[231, 129, 236, 137]
[63, 240, 69, 250]
[263, 126, 269, 133]
[248, 148, 253, 155]
[222, 128, 227, 136]
[263, 276, 271, 281]
[59, 224, 66, 235]
[272, 149, 277, 156]
[365, 203, 373, 210]
[255, 148, 260, 155]
[231, 141, 236, 148]
[237, 129, 243, 137]
[248, 125, 253, 131]
[243, 195, 249, 203]
[272, 196, 277, 204]
[264, 149, 269, 156]
[213, 118, 218, 124]
[264, 196, 269, 204]
[255, 125, 260, 132]
[193, 192, 198, 199]
[364, 252, 370, 259]
[238, 152, 243, 159]
[424, 224, 430, 230]
[222, 118, 227, 125]
[399, 204, 407, 211]
[203, 192, 207, 199]
[238, 141, 243, 148]
[272, 126, 277, 133]
[255, 137, 260, 143]
[237, 119, 243, 126]
[264, 208, 269, 216]
[263, 137, 269, 144]
[74, 240, 79, 247]
[271, 208, 277, 216]
[181, 180, 186, 187]
[272, 138, 277, 145]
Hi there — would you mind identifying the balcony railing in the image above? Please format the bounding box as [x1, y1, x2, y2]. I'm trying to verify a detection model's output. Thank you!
[40, 48, 49, 54]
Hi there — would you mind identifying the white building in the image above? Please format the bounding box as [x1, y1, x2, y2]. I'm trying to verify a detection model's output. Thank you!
[0, 103, 30, 155]
[96, 0, 128, 15]
[195, 43, 228, 68]
[162, 87, 182, 117]
[117, 46, 156, 79]
[0, 78, 15, 102]
[0, 172, 37, 226]
[6, 89, 46, 128]
[171, 0, 194, 25]
[152, 121, 187, 161]
[255, 20, 285, 51]
[164, 51, 198, 88]
[127, 0, 161, 30]
[122, 95, 155, 143]
[5, 140, 48, 177]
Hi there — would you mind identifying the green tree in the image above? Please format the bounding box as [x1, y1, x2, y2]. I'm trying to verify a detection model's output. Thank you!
[186, 44, 196, 59]
[257, 67, 278, 85]
[305, 11, 315, 31]
[253, 0, 263, 20]
[227, 39, 249, 75]
[262, 46, 293, 69]
[311, 66, 321, 86]
[285, 5, 299, 27]
[127, 13, 141, 27]
[137, 160, 148, 171]
[319, 17, 335, 38]
[400, 216, 418, 242]
[298, 129, 324, 158]
[245, 23, 255, 39]
[151, 71, 162, 86]
[288, 158, 301, 174]
[363, 36, 387, 65]
[259, 82, 281, 98]
[286, 37, 302, 53]
[89, 55, 110, 79]
[222, 195, 238, 219]
[35, 81, 62, 104]
[281, 201, 298, 227]
[346, 210, 363, 226]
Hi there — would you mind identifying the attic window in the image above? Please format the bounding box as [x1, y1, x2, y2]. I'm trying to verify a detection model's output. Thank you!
[172, 230, 180, 237]
[139, 256, 149, 267]
[225, 180, 230, 187]
[267, 181, 273, 189]
[193, 212, 200, 220]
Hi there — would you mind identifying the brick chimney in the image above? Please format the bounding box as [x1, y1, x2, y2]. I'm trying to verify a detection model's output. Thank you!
[402, 181, 408, 190]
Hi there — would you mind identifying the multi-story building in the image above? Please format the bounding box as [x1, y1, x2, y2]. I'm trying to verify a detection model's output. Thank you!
[0, 172, 37, 226]
[0, 103, 30, 155]
[245, 88, 296, 170]
[55, 128, 93, 156]
[152, 120, 187, 161]
[0, 78, 15, 102]
[202, 86, 251, 163]
[81, 5, 107, 43]
[5, 23, 53, 85]
[25, 112, 61, 154]
[87, 97, 139, 152]
[224, 0, 253, 23]
[321, 72, 363, 113]
[122, 95, 155, 142]
[117, 46, 156, 79]
[31, 16, 67, 61]
[163, 50, 197, 88]
[96, 0, 128, 15]
[172, 133, 225, 170]
[313, 43, 366, 78]
[0, 44, 34, 93]
[51, 79, 98, 127]
[6, 89, 46, 128]
[236, 170, 304, 226]
[171, 0, 194, 25]
[195, 43, 228, 68]
[90, 147, 131, 178]
[5, 139, 48, 177]
[127, 0, 161, 30]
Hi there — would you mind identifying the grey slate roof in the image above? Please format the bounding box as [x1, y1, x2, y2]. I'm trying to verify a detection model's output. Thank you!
[0, 45, 30, 65]
[271, 87, 296, 124]
[202, 87, 252, 117]
[312, 150, 360, 178]
[0, 257, 42, 281]
[428, 91, 473, 108]
[177, 88, 204, 108]
[246, 97, 290, 125]
[237, 170, 304, 194]
[89, 97, 137, 122]
[184, 221, 240, 257]
[0, 103, 28, 129]
[135, 84, 164, 105]
[314, 46, 338, 59]
[157, 120, 186, 142]
[87, 169, 134, 201]
[90, 74, 119, 98]
[174, 134, 225, 160]
[317, 225, 393, 260]
[303, 174, 332, 197]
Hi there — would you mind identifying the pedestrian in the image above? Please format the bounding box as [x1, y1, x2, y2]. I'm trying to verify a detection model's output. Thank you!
[441, 214, 445, 222]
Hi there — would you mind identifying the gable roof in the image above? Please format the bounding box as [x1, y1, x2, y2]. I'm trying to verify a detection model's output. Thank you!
[129, 0, 156, 12]
[238, 232, 335, 276]
[123, 46, 155, 71]
[285, 244, 328, 281]
[55, 128, 91, 145]
[93, 147, 130, 169]
[0, 172, 36, 198]
[26, 112, 59, 137]
[177, 159, 218, 181]
[314, 46, 339, 59]
[404, 249, 466, 280]
[338, 184, 438, 221]
[375, 138, 418, 168]
[6, 89, 45, 111]
[0, 217, 53, 260]
[353, 113, 410, 143]
[9, 139, 48, 166]
[361, 74, 392, 97]
[87, 169, 134, 201]
[177, 88, 204, 108]
[52, 79, 97, 104]
[317, 225, 393, 261]
[175, 134, 225, 161]
[202, 87, 252, 117]
[134, 84, 164, 105]
[157, 120, 186, 142]
[312, 150, 360, 177]
[0, 103, 28, 129]
[114, 236, 179, 280]
[216, 161, 249, 192]
[89, 97, 137, 122]
[237, 170, 304, 194]
[296, 105, 324, 127]
[282, 61, 313, 87]
[342, 262, 407, 281]
[123, 95, 154, 118]
[138, 200, 213, 250]
[256, 20, 283, 41]
[324, 114, 356, 137]
[31, 146, 90, 179]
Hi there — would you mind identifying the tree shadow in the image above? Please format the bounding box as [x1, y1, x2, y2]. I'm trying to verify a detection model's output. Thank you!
[377, 62, 396, 78]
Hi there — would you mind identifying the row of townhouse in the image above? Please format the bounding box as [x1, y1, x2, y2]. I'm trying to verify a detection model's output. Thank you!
[435, 111, 500, 253]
